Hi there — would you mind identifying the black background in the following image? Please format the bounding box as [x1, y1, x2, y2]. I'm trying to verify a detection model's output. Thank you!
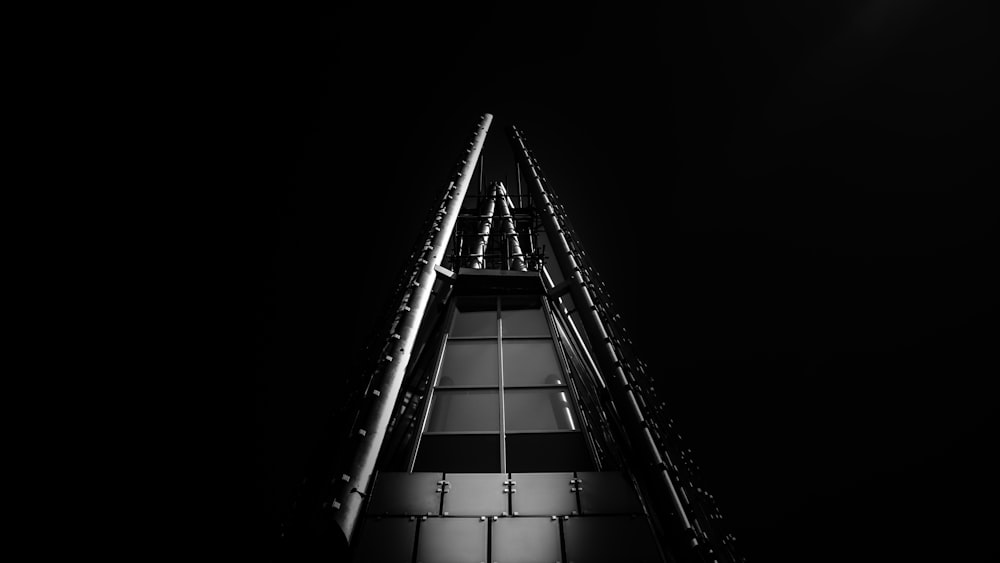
[257, 2, 998, 561]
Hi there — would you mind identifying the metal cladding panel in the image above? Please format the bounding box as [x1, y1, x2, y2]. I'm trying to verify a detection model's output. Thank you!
[492, 517, 562, 563]
[441, 473, 508, 516]
[415, 517, 488, 563]
[510, 472, 578, 516]
[366, 472, 442, 516]
[352, 517, 417, 563]
[563, 516, 662, 563]
[576, 471, 643, 515]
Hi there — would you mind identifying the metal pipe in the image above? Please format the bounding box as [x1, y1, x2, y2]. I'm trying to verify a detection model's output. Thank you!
[493, 182, 527, 271]
[507, 124, 695, 541]
[516, 161, 522, 208]
[542, 267, 605, 389]
[330, 114, 493, 546]
[470, 183, 497, 268]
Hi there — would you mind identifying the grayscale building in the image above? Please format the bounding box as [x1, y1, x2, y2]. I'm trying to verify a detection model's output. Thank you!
[287, 114, 741, 563]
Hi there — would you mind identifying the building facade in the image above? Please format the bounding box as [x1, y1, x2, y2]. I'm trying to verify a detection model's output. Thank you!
[288, 114, 741, 563]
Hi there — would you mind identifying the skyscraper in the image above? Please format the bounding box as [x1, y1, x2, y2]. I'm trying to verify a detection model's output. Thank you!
[287, 113, 741, 562]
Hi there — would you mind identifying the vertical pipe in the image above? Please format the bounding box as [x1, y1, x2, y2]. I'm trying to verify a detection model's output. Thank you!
[542, 267, 605, 389]
[330, 114, 493, 546]
[507, 124, 695, 543]
[470, 183, 498, 268]
[493, 182, 527, 271]
[515, 161, 522, 208]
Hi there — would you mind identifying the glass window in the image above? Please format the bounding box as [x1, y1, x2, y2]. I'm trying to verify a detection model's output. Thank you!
[504, 388, 578, 431]
[501, 339, 563, 387]
[506, 433, 594, 472]
[412, 293, 594, 473]
[451, 297, 497, 337]
[414, 434, 501, 473]
[501, 296, 550, 337]
[426, 389, 499, 432]
[437, 340, 498, 386]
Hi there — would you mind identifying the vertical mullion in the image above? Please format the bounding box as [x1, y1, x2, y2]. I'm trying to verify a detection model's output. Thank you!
[497, 296, 506, 473]
[408, 301, 459, 473]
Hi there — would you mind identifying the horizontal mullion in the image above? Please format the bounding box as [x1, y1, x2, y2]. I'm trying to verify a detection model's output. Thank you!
[500, 335, 552, 340]
[422, 431, 500, 436]
[505, 429, 581, 435]
[501, 384, 568, 390]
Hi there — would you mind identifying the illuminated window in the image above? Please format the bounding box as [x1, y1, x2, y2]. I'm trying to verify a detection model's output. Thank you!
[413, 295, 593, 472]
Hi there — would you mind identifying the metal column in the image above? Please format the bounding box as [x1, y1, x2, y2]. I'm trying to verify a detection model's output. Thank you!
[507, 125, 696, 545]
[330, 114, 494, 545]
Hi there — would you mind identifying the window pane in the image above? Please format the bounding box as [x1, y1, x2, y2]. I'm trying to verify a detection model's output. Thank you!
[438, 340, 498, 386]
[504, 388, 577, 431]
[414, 434, 500, 472]
[501, 296, 550, 337]
[451, 297, 497, 337]
[507, 433, 594, 472]
[426, 389, 499, 432]
[502, 339, 563, 386]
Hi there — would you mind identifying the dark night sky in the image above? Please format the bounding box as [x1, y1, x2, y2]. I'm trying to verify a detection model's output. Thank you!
[257, 3, 998, 561]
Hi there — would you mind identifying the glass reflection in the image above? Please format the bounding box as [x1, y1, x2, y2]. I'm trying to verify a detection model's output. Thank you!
[501, 302, 550, 337]
[502, 339, 562, 386]
[426, 389, 499, 432]
[438, 340, 498, 386]
[504, 389, 577, 431]
[451, 297, 497, 337]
